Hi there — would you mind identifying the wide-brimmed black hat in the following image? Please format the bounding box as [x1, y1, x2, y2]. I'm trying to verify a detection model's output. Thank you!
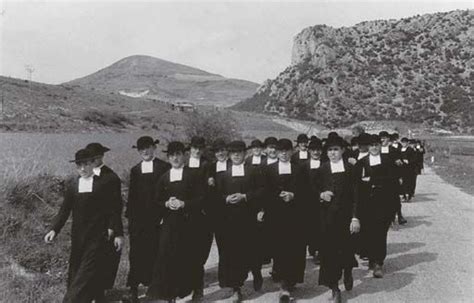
[227, 140, 246, 152]
[308, 138, 322, 150]
[401, 137, 409, 143]
[391, 133, 399, 140]
[163, 141, 186, 154]
[325, 136, 346, 148]
[276, 138, 293, 151]
[70, 148, 97, 164]
[264, 137, 278, 147]
[211, 139, 227, 152]
[189, 136, 206, 148]
[379, 131, 390, 138]
[358, 133, 372, 146]
[310, 135, 319, 142]
[249, 139, 264, 149]
[296, 134, 309, 143]
[86, 143, 110, 156]
[133, 136, 159, 150]
[350, 137, 359, 146]
[369, 134, 381, 144]
[327, 132, 340, 139]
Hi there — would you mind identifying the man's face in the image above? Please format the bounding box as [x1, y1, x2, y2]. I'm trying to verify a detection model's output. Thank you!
[401, 141, 409, 148]
[381, 136, 390, 146]
[369, 143, 381, 156]
[230, 151, 245, 165]
[352, 144, 359, 151]
[168, 152, 185, 168]
[266, 145, 277, 159]
[138, 145, 156, 161]
[298, 142, 308, 151]
[76, 161, 95, 178]
[359, 144, 369, 153]
[252, 147, 262, 157]
[91, 155, 103, 167]
[309, 149, 322, 160]
[215, 149, 228, 162]
[277, 149, 292, 163]
[190, 146, 201, 158]
[327, 146, 343, 162]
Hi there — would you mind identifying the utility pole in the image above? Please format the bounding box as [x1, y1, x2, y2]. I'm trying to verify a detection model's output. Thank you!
[25, 65, 35, 82]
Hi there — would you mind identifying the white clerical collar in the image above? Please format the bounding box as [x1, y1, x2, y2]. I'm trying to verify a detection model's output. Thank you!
[170, 167, 184, 182]
[381, 146, 389, 154]
[216, 160, 227, 172]
[232, 163, 245, 177]
[299, 150, 308, 159]
[369, 154, 381, 166]
[330, 160, 345, 173]
[310, 159, 320, 169]
[393, 143, 399, 148]
[358, 151, 369, 160]
[189, 157, 200, 168]
[267, 157, 278, 165]
[252, 155, 261, 165]
[78, 176, 94, 193]
[141, 158, 154, 174]
[278, 161, 292, 175]
[401, 147, 407, 152]
[93, 163, 104, 176]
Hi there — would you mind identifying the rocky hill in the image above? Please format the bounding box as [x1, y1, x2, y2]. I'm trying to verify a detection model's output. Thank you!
[234, 10, 473, 133]
[65, 55, 259, 107]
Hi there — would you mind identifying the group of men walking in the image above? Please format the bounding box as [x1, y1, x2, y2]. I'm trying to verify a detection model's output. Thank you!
[44, 129, 425, 303]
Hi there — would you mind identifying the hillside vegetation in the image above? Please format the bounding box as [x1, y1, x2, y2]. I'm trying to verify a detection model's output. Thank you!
[235, 10, 473, 133]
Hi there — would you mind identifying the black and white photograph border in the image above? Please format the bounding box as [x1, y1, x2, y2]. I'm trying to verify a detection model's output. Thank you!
[0, 0, 473, 302]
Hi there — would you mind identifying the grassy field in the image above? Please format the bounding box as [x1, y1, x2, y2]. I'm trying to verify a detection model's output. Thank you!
[423, 136, 474, 196]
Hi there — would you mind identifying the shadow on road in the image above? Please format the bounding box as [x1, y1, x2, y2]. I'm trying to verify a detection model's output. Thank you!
[410, 193, 437, 203]
[387, 242, 425, 255]
[394, 215, 433, 230]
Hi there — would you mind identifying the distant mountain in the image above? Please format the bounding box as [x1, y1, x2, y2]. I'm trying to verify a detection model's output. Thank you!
[234, 10, 473, 133]
[0, 76, 185, 132]
[65, 55, 259, 107]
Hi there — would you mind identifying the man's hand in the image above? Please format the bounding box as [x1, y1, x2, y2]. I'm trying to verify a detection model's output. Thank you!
[257, 211, 265, 222]
[280, 191, 294, 202]
[208, 177, 215, 187]
[350, 218, 361, 234]
[395, 159, 403, 166]
[226, 193, 245, 204]
[107, 229, 114, 240]
[348, 157, 357, 165]
[320, 191, 334, 202]
[114, 236, 124, 252]
[44, 230, 56, 243]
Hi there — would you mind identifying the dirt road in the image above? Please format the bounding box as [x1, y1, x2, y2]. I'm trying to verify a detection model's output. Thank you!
[177, 167, 474, 302]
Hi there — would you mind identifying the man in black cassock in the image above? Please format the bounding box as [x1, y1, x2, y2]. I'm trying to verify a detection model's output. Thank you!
[312, 135, 360, 303]
[355, 134, 399, 278]
[213, 140, 265, 301]
[264, 138, 307, 303]
[44, 149, 124, 303]
[126, 136, 170, 302]
[85, 142, 124, 292]
[291, 134, 310, 166]
[400, 137, 417, 202]
[146, 141, 206, 303]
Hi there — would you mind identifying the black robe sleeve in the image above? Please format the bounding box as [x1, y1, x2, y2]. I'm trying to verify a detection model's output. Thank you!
[51, 178, 75, 234]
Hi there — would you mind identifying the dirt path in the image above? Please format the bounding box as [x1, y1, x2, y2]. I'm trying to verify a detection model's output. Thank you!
[176, 167, 474, 302]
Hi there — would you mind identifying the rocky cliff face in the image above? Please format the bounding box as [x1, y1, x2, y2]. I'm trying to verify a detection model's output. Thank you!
[235, 10, 473, 133]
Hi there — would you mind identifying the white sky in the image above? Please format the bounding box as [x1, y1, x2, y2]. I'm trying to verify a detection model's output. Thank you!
[0, 0, 471, 84]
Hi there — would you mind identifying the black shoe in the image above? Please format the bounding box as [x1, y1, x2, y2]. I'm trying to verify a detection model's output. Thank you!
[343, 269, 353, 291]
[373, 264, 384, 278]
[192, 288, 204, 301]
[270, 270, 281, 282]
[130, 286, 139, 303]
[278, 290, 290, 303]
[253, 270, 263, 291]
[332, 287, 342, 303]
[398, 216, 407, 225]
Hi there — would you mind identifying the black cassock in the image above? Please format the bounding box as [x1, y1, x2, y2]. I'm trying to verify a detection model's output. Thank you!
[125, 158, 170, 287]
[355, 154, 399, 265]
[96, 165, 124, 290]
[264, 162, 307, 286]
[213, 163, 265, 288]
[400, 147, 417, 197]
[146, 167, 206, 300]
[312, 161, 358, 287]
[51, 175, 120, 303]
